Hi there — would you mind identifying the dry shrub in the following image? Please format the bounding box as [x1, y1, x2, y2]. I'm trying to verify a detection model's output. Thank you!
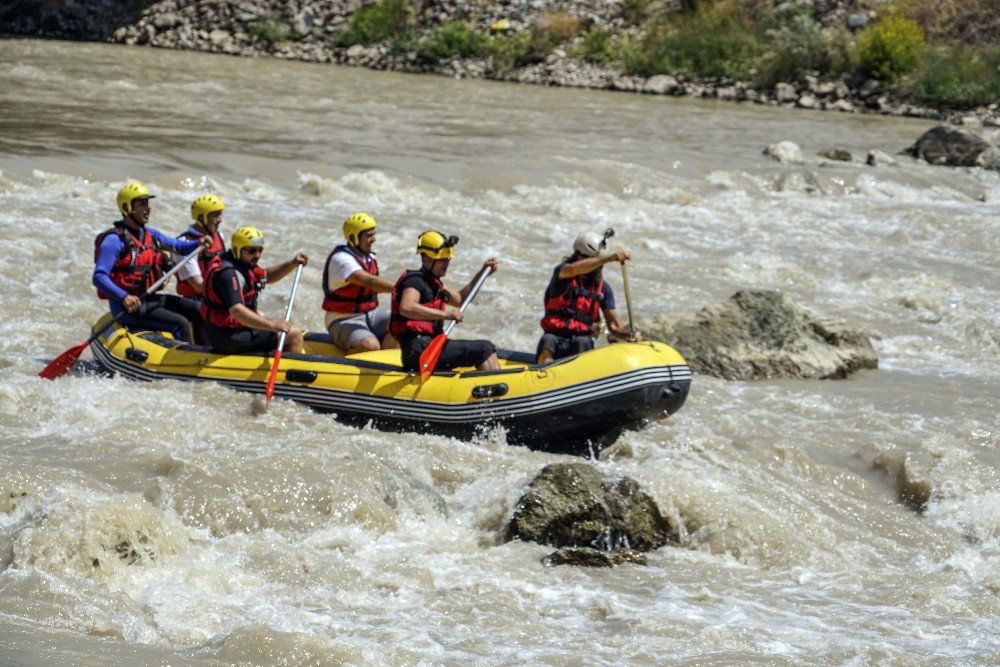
[536, 12, 583, 43]
[900, 0, 1000, 46]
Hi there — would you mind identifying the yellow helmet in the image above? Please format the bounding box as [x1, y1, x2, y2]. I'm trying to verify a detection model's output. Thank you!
[116, 182, 155, 216]
[417, 230, 458, 260]
[191, 194, 225, 228]
[231, 226, 265, 258]
[343, 212, 376, 246]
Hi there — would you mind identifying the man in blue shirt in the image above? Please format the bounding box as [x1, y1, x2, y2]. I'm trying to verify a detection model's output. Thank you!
[93, 182, 207, 343]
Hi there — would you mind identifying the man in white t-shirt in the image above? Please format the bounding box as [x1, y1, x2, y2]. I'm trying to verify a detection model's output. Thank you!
[321, 212, 398, 354]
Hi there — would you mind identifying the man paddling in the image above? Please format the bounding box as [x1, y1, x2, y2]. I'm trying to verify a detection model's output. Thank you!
[174, 194, 227, 297]
[321, 212, 398, 355]
[390, 231, 500, 373]
[93, 182, 209, 343]
[200, 226, 308, 354]
[536, 231, 640, 363]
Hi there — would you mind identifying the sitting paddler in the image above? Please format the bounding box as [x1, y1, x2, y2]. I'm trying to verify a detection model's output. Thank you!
[322, 212, 399, 355]
[174, 194, 227, 297]
[201, 226, 309, 355]
[536, 231, 641, 363]
[390, 231, 500, 373]
[93, 182, 209, 344]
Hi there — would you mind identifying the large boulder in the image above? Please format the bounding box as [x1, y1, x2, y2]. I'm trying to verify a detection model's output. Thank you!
[509, 463, 676, 565]
[646, 290, 878, 380]
[908, 125, 995, 169]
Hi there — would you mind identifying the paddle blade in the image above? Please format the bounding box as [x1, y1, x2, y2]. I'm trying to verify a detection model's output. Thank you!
[418, 334, 447, 383]
[39, 341, 89, 380]
[264, 349, 284, 408]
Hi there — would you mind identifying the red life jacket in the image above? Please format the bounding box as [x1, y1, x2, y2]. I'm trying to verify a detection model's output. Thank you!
[540, 269, 604, 335]
[176, 226, 225, 297]
[200, 251, 267, 329]
[322, 245, 380, 314]
[93, 223, 165, 300]
[390, 269, 446, 336]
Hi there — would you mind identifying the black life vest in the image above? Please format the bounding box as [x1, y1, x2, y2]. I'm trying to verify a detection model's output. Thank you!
[93, 222, 165, 299]
[200, 250, 267, 329]
[390, 268, 446, 336]
[322, 245, 380, 314]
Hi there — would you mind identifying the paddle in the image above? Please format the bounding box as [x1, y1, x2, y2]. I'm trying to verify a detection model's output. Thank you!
[418, 266, 494, 383]
[264, 263, 304, 409]
[39, 246, 204, 380]
[620, 262, 636, 336]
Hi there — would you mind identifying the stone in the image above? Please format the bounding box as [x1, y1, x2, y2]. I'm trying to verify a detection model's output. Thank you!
[763, 140, 804, 164]
[509, 463, 675, 554]
[645, 290, 878, 380]
[796, 93, 818, 109]
[866, 149, 898, 167]
[643, 74, 678, 95]
[774, 82, 797, 103]
[819, 148, 853, 162]
[909, 125, 990, 167]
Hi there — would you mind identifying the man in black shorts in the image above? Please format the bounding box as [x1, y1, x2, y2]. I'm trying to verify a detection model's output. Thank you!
[389, 230, 500, 373]
[201, 226, 308, 354]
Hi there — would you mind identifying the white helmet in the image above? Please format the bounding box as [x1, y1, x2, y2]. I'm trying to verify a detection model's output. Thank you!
[573, 231, 605, 257]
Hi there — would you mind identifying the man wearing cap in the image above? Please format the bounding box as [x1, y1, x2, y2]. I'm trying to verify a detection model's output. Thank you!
[93, 182, 208, 343]
[390, 230, 500, 373]
[322, 212, 398, 355]
[536, 231, 639, 363]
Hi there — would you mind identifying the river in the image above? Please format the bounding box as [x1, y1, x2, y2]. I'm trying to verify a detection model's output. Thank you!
[1, 38, 998, 665]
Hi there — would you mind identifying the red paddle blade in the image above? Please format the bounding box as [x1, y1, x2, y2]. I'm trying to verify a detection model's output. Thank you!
[418, 334, 447, 384]
[264, 349, 284, 408]
[39, 341, 89, 380]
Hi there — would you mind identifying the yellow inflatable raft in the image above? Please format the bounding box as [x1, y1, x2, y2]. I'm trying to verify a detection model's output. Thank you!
[88, 316, 691, 455]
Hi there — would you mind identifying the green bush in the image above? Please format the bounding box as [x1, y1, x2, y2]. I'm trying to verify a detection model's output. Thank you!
[624, 3, 763, 79]
[760, 11, 854, 84]
[569, 28, 618, 64]
[336, 0, 411, 47]
[856, 15, 925, 80]
[417, 22, 485, 59]
[247, 19, 299, 43]
[905, 44, 1000, 107]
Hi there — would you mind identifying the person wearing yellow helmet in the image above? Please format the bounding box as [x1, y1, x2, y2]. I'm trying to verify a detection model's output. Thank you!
[174, 194, 227, 297]
[389, 231, 500, 373]
[93, 182, 210, 343]
[321, 212, 398, 355]
[536, 230, 640, 363]
[200, 226, 309, 355]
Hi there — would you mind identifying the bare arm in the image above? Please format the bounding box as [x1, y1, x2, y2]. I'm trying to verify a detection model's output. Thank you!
[398, 287, 462, 323]
[228, 304, 292, 334]
[557, 250, 629, 279]
[456, 258, 499, 305]
[345, 270, 395, 292]
[266, 252, 308, 283]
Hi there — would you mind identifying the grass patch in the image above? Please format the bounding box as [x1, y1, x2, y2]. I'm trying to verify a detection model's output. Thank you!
[247, 19, 301, 43]
[623, 2, 764, 80]
[416, 22, 485, 59]
[904, 44, 1000, 107]
[335, 0, 411, 47]
[759, 9, 855, 85]
[569, 28, 618, 64]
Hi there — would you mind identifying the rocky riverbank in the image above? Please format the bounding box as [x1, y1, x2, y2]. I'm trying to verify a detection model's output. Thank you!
[2, 0, 998, 127]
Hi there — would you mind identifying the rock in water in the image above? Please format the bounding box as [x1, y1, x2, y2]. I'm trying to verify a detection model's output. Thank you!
[509, 463, 676, 558]
[647, 290, 877, 380]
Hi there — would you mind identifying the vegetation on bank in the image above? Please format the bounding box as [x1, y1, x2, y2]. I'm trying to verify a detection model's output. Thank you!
[327, 0, 998, 109]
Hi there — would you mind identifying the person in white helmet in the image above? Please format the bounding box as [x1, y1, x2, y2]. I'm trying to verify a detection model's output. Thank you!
[536, 231, 639, 363]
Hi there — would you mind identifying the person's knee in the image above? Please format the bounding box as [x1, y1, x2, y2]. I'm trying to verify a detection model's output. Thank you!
[348, 336, 380, 354]
[285, 326, 304, 353]
[479, 352, 500, 371]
